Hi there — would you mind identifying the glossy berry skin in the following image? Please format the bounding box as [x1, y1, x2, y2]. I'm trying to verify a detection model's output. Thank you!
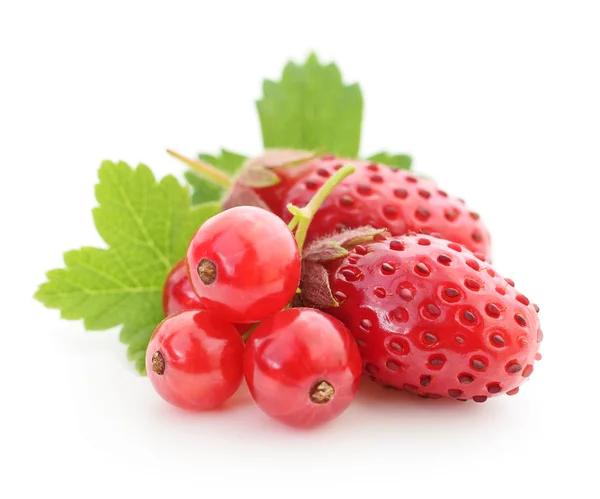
[244, 308, 362, 427]
[146, 310, 244, 410]
[279, 157, 491, 259]
[318, 234, 541, 401]
[162, 259, 204, 316]
[186, 206, 301, 324]
[162, 259, 252, 335]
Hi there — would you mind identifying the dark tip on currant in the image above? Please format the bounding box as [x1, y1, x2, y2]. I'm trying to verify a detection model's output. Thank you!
[309, 380, 335, 404]
[198, 258, 217, 285]
[151, 351, 165, 375]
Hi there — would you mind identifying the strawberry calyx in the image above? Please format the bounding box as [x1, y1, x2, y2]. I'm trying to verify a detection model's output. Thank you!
[302, 226, 387, 262]
[300, 226, 387, 309]
[235, 149, 319, 189]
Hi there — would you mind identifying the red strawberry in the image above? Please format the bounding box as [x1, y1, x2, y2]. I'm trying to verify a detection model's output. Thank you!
[172, 149, 491, 259]
[301, 229, 541, 401]
[279, 156, 491, 259]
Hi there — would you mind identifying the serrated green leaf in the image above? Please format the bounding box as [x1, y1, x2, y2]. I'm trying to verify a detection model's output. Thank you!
[35, 161, 221, 374]
[368, 152, 412, 170]
[184, 171, 225, 204]
[257, 53, 363, 157]
[184, 149, 247, 205]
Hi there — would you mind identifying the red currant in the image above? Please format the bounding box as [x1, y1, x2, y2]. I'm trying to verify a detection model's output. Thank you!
[186, 206, 301, 323]
[162, 259, 254, 336]
[162, 259, 203, 316]
[146, 310, 244, 410]
[244, 308, 362, 427]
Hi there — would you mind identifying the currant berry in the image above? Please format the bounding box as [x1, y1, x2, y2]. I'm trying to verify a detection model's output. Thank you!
[162, 259, 254, 336]
[162, 259, 203, 316]
[146, 310, 244, 410]
[186, 206, 301, 323]
[244, 308, 362, 427]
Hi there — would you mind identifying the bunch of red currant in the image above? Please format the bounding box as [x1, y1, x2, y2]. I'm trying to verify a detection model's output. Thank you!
[146, 166, 362, 427]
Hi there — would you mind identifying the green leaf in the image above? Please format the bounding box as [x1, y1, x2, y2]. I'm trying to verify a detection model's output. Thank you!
[257, 53, 363, 157]
[368, 152, 412, 170]
[35, 161, 221, 374]
[198, 149, 246, 176]
[185, 149, 247, 205]
[184, 171, 225, 204]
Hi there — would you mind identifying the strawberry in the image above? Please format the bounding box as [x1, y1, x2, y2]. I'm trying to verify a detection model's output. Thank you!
[278, 156, 491, 259]
[300, 229, 542, 401]
[172, 149, 491, 259]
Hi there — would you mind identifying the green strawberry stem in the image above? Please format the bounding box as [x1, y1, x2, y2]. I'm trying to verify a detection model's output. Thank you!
[166, 149, 233, 188]
[287, 164, 356, 253]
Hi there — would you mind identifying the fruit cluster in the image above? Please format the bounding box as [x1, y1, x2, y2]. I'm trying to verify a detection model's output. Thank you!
[146, 155, 542, 427]
[35, 54, 543, 429]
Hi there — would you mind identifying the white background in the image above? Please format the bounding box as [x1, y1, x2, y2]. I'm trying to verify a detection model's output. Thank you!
[1, 1, 598, 497]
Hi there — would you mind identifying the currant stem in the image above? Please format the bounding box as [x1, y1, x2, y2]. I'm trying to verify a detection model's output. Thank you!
[241, 323, 259, 342]
[288, 164, 356, 253]
[166, 149, 233, 188]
